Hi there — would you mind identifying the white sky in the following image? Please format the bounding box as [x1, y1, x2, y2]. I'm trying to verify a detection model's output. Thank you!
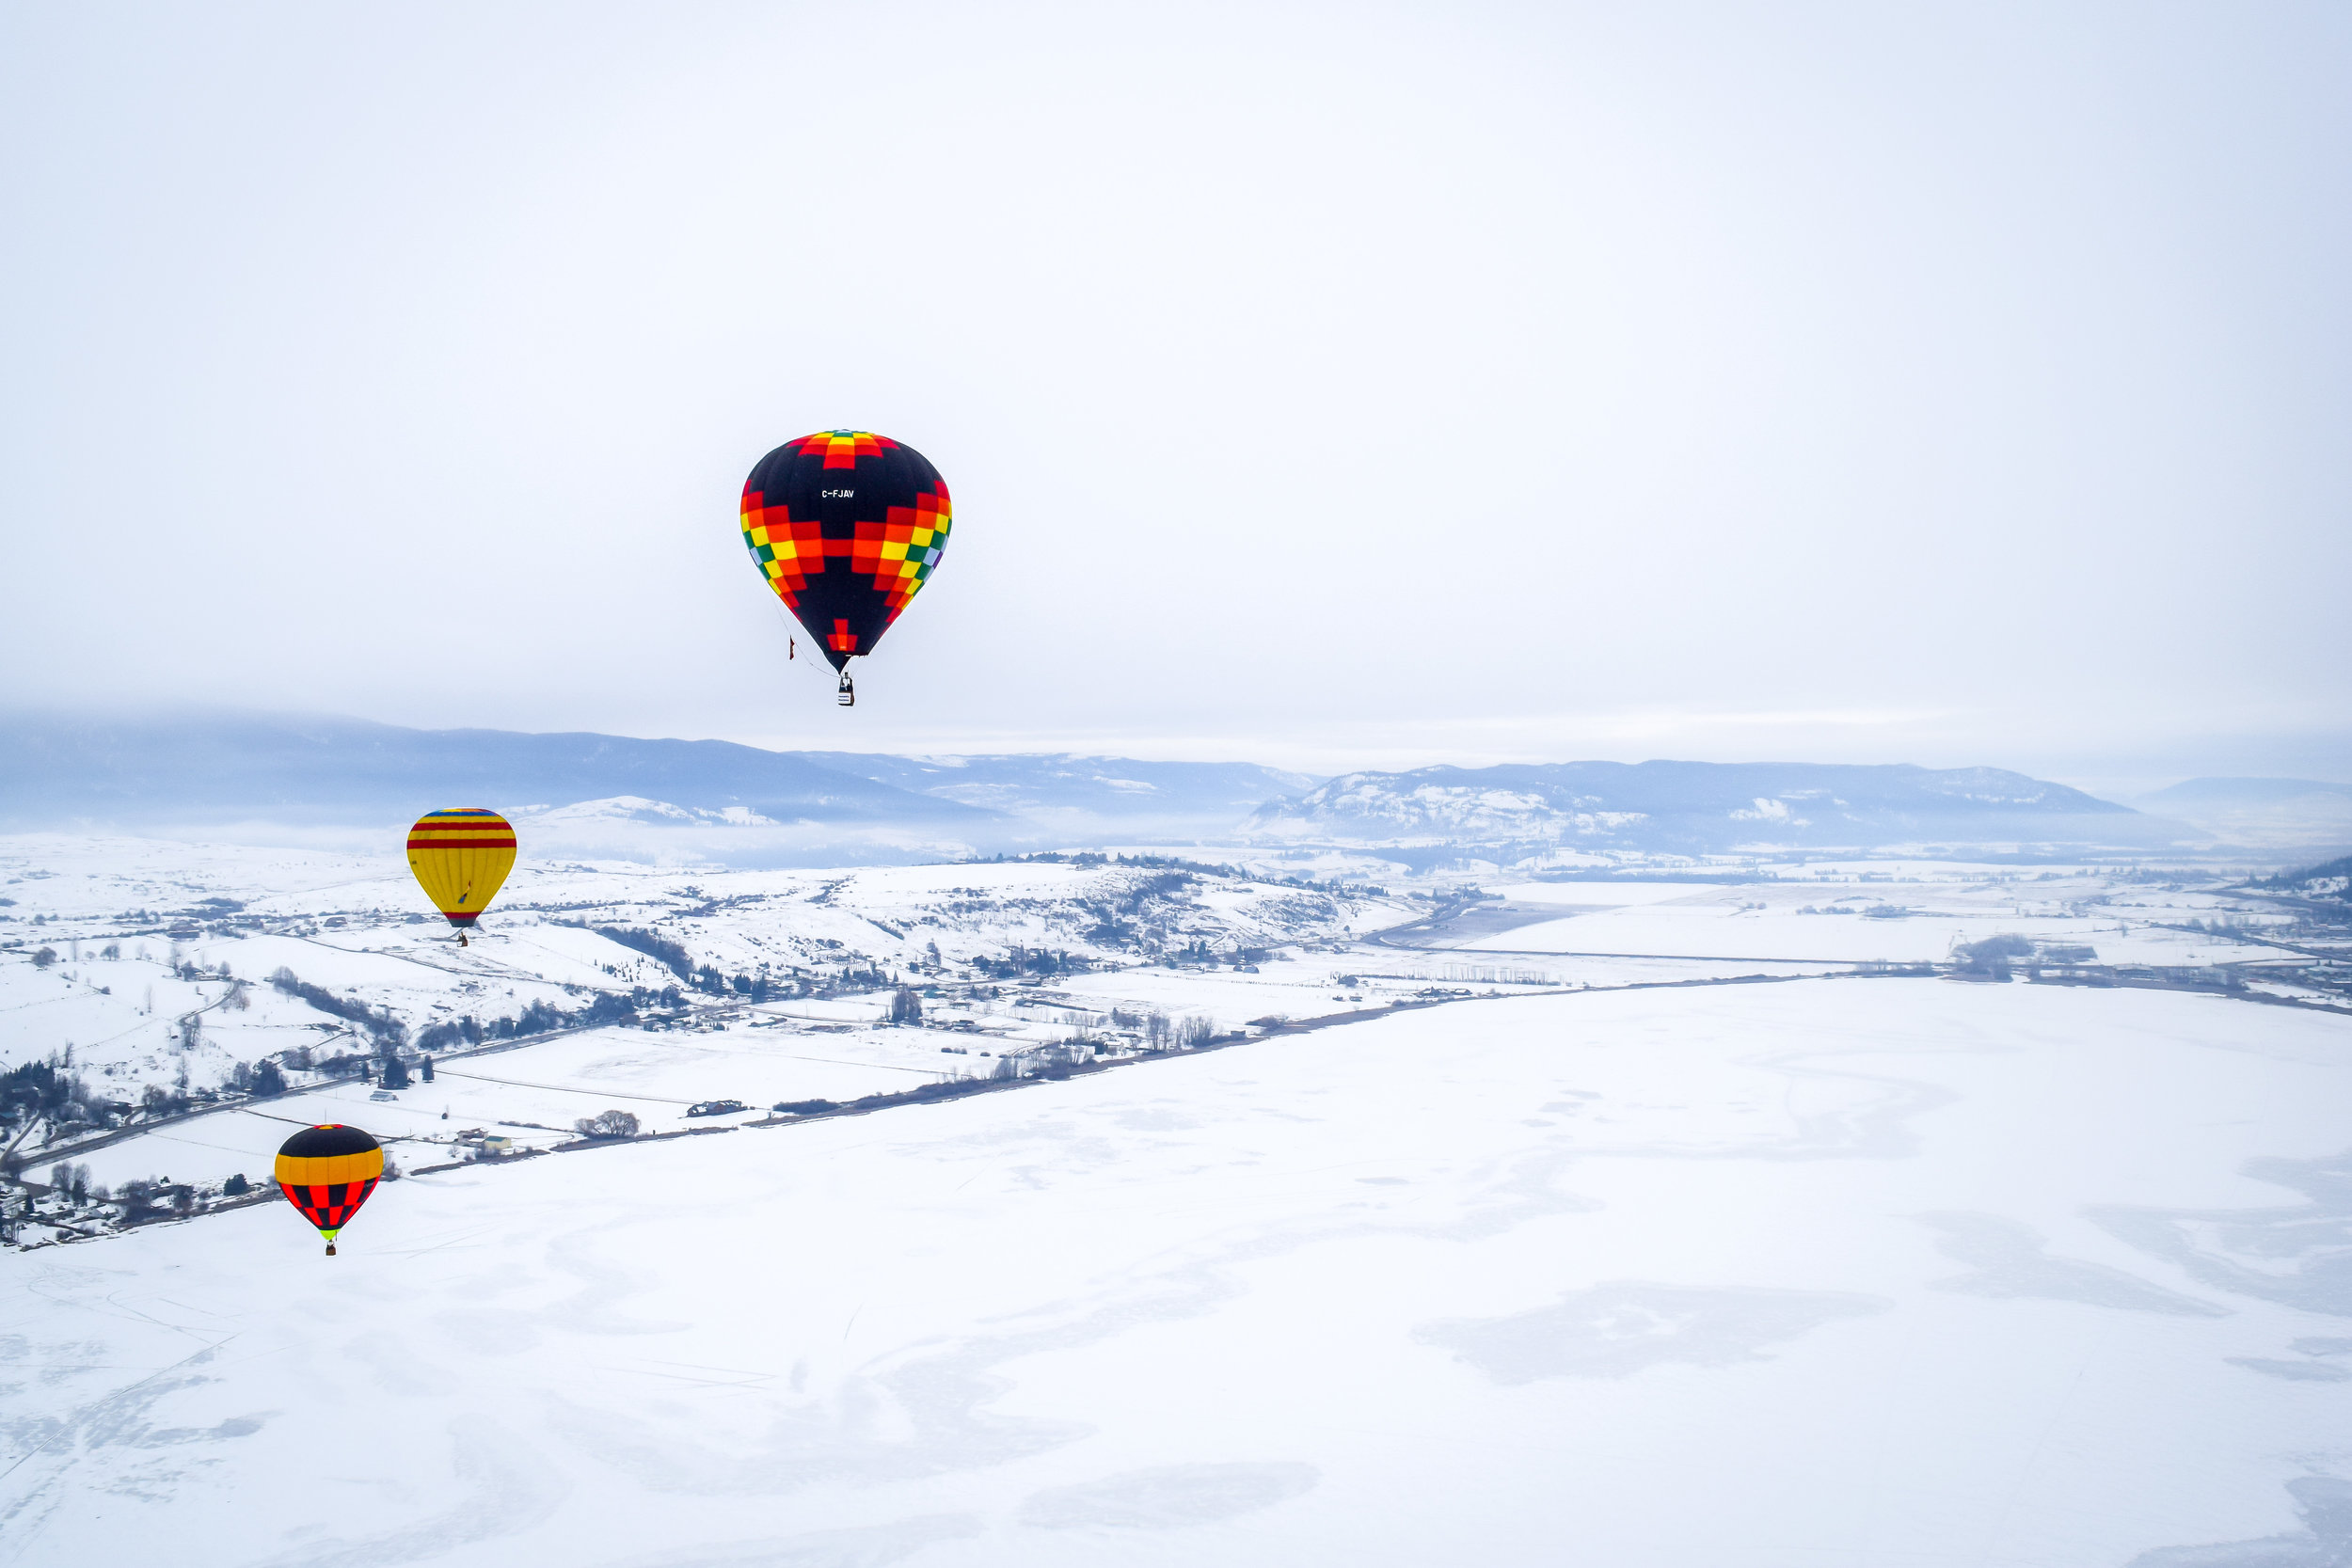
[4, 2, 2347, 792]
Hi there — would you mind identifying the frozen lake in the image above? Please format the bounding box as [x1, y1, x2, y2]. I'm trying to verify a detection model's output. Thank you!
[5, 975, 2346, 1566]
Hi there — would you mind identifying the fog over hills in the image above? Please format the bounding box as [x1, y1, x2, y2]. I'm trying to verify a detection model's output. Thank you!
[13, 719, 2333, 864]
[0, 713, 1318, 855]
[2128, 777, 2352, 851]
[1245, 760, 2166, 860]
[0, 711, 990, 829]
[796, 752, 1320, 832]
[20, 711, 2342, 863]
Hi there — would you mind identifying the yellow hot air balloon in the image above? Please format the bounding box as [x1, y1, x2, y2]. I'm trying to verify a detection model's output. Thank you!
[406, 809, 516, 945]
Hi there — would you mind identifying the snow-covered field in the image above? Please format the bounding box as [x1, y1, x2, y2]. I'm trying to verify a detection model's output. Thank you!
[5, 978, 2350, 1565]
[1444, 871, 2307, 969]
[4, 834, 2350, 1564]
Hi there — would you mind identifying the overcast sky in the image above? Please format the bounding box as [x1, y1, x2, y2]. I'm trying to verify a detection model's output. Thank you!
[4, 2, 2346, 790]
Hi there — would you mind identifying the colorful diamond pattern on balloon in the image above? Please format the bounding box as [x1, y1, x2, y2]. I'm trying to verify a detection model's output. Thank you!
[741, 482, 950, 627]
[791, 430, 896, 469]
[739, 492, 827, 606]
[850, 486, 953, 614]
[738, 432, 950, 668]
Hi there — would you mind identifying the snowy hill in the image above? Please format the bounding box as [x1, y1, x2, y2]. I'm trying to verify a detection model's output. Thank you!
[0, 837, 1415, 1139]
[2257, 852, 2352, 903]
[1247, 760, 2160, 858]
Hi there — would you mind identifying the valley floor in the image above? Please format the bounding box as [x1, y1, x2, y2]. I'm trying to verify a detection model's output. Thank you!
[5, 974, 2350, 1566]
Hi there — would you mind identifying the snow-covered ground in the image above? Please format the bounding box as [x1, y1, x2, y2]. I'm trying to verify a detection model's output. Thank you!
[1443, 871, 2309, 968]
[0, 836, 1414, 1111]
[4, 978, 2349, 1565]
[4, 833, 2350, 1564]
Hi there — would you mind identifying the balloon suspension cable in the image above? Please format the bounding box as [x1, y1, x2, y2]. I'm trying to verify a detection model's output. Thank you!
[766, 599, 831, 689]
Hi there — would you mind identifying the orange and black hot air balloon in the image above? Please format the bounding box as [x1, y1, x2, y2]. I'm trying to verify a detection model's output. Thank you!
[739, 431, 951, 706]
[275, 1124, 384, 1255]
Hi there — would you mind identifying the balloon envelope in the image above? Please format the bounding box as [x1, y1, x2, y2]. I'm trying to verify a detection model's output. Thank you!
[274, 1123, 383, 1250]
[739, 431, 952, 671]
[407, 809, 516, 929]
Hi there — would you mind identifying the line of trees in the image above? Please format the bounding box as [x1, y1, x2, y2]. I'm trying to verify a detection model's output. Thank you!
[974, 945, 1089, 979]
[591, 925, 694, 981]
[416, 984, 689, 1054]
[269, 968, 406, 1046]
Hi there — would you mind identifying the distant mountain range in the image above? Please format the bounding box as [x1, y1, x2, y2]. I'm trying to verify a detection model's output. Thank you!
[12, 710, 2336, 864]
[0, 713, 1313, 846]
[0, 711, 987, 828]
[2126, 777, 2352, 851]
[1244, 760, 2163, 859]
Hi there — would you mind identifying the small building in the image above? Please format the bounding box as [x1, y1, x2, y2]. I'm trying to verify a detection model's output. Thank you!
[479, 1135, 516, 1158]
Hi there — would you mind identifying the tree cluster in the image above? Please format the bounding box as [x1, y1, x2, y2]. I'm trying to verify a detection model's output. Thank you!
[973, 945, 1086, 979]
[573, 1109, 641, 1139]
[46, 1162, 91, 1204]
[1951, 933, 2036, 978]
[227, 1059, 288, 1097]
[3, 1058, 90, 1123]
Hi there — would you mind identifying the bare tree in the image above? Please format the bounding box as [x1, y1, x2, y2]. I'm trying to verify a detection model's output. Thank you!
[573, 1109, 641, 1140]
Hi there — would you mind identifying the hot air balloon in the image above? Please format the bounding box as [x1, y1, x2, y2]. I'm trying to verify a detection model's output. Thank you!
[275, 1123, 383, 1255]
[406, 809, 516, 945]
[739, 431, 951, 706]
